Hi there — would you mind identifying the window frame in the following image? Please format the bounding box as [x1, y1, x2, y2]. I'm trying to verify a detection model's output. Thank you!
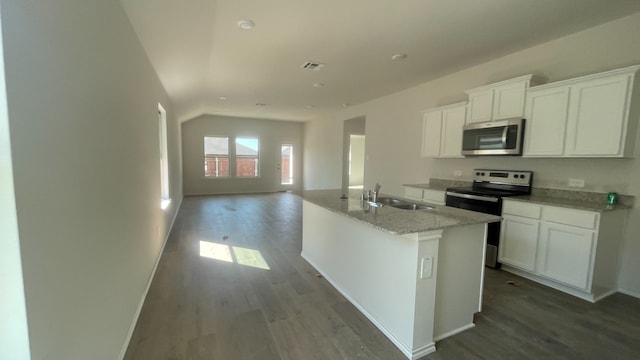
[203, 135, 230, 178]
[235, 137, 260, 178]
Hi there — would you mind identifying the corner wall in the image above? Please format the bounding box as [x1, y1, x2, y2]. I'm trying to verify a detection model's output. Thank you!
[1, 1, 183, 359]
[303, 12, 640, 294]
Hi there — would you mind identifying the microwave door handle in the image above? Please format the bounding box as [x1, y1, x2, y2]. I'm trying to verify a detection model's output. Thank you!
[501, 126, 508, 148]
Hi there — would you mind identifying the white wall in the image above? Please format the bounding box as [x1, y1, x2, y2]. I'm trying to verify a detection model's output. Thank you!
[303, 12, 640, 294]
[182, 114, 304, 195]
[1, 0, 182, 359]
[0, 3, 30, 358]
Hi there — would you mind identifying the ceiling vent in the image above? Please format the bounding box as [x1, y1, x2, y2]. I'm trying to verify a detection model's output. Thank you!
[301, 61, 326, 71]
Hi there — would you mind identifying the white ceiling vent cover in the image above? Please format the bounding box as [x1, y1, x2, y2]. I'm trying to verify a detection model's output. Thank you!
[301, 62, 326, 71]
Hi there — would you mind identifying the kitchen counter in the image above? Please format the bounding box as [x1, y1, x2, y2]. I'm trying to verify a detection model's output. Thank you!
[302, 189, 501, 235]
[509, 195, 632, 212]
[301, 189, 496, 359]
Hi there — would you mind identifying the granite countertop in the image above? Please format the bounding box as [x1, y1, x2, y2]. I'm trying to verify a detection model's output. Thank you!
[507, 195, 632, 212]
[302, 189, 501, 235]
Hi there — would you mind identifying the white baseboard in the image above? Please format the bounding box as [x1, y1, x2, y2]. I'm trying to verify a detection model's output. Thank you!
[618, 288, 640, 299]
[433, 323, 475, 342]
[301, 252, 436, 360]
[118, 196, 184, 360]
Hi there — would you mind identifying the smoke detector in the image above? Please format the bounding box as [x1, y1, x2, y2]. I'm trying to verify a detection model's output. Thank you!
[237, 20, 255, 30]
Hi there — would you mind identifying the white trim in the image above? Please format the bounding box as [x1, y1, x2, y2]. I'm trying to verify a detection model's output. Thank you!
[618, 288, 640, 299]
[301, 253, 436, 360]
[433, 323, 475, 342]
[117, 196, 183, 360]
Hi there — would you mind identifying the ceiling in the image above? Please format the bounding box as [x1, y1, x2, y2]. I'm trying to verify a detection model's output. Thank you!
[120, 0, 640, 122]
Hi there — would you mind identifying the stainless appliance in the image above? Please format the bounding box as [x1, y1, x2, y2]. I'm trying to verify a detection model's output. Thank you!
[445, 169, 533, 268]
[462, 118, 525, 156]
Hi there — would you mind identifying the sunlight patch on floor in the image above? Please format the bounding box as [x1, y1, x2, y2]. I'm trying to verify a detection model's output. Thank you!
[199, 241, 270, 270]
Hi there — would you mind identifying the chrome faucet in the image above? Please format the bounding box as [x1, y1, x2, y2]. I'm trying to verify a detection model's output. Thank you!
[372, 183, 381, 202]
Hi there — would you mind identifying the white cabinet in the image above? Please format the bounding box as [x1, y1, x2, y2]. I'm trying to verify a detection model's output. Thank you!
[404, 187, 423, 201]
[465, 74, 541, 123]
[403, 187, 445, 205]
[537, 222, 595, 290]
[499, 215, 539, 272]
[499, 199, 626, 302]
[523, 86, 570, 156]
[524, 65, 640, 158]
[421, 102, 466, 158]
[565, 73, 633, 156]
[422, 188, 445, 205]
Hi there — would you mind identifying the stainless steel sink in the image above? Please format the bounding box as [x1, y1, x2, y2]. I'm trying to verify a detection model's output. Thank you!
[376, 197, 406, 206]
[374, 197, 436, 211]
[391, 203, 436, 211]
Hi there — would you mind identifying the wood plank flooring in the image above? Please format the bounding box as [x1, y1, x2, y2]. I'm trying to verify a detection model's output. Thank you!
[125, 193, 640, 360]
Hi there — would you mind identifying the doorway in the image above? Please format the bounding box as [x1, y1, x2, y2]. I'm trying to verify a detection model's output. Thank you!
[342, 116, 366, 193]
[276, 142, 295, 191]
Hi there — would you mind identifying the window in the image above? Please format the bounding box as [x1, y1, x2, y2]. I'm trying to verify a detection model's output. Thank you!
[158, 103, 171, 209]
[236, 137, 259, 177]
[204, 136, 229, 177]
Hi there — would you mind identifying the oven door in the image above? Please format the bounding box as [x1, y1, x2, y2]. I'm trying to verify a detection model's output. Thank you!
[445, 191, 502, 268]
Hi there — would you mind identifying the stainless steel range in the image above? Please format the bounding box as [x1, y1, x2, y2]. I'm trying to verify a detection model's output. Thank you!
[445, 169, 533, 268]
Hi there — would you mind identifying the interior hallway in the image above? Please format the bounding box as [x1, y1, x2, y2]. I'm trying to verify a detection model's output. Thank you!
[125, 193, 640, 360]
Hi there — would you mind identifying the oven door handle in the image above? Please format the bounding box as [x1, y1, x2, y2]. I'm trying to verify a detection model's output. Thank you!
[446, 191, 499, 203]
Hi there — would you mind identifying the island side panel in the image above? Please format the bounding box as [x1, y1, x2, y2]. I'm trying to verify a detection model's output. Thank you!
[433, 223, 487, 341]
[301, 200, 438, 358]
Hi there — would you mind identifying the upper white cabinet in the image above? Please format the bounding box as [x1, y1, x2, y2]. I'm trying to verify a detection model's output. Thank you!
[524, 65, 640, 158]
[523, 86, 570, 156]
[465, 74, 542, 123]
[421, 102, 466, 158]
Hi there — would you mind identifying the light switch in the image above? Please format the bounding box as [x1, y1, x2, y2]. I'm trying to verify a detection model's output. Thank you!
[421, 257, 433, 279]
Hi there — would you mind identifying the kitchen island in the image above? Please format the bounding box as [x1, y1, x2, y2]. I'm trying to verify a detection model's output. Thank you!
[301, 190, 501, 359]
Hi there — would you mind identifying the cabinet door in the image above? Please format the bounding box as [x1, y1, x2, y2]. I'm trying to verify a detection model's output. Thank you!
[404, 187, 423, 201]
[466, 90, 493, 123]
[421, 111, 442, 157]
[422, 189, 445, 205]
[499, 215, 539, 271]
[523, 86, 570, 157]
[440, 105, 466, 158]
[565, 74, 631, 156]
[537, 222, 595, 290]
[493, 81, 527, 120]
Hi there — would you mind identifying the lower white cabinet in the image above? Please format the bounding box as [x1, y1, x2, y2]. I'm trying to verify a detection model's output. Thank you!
[403, 186, 445, 205]
[500, 215, 539, 272]
[499, 199, 626, 302]
[537, 222, 595, 290]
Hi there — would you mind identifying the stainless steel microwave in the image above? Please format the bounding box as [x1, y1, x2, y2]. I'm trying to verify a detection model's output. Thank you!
[462, 118, 525, 156]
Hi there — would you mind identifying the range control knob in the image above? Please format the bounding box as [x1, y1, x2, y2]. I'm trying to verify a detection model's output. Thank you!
[520, 174, 526, 179]
[476, 172, 480, 176]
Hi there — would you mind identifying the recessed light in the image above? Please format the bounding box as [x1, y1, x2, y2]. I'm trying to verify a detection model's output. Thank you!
[256, 103, 268, 107]
[237, 20, 255, 30]
[391, 53, 408, 61]
[219, 96, 227, 100]
[313, 82, 324, 88]
[305, 105, 314, 109]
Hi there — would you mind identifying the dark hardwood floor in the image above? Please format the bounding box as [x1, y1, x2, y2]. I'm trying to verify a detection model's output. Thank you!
[124, 193, 640, 360]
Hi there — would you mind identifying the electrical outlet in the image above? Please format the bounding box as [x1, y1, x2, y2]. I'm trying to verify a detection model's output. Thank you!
[453, 170, 462, 177]
[568, 178, 585, 188]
